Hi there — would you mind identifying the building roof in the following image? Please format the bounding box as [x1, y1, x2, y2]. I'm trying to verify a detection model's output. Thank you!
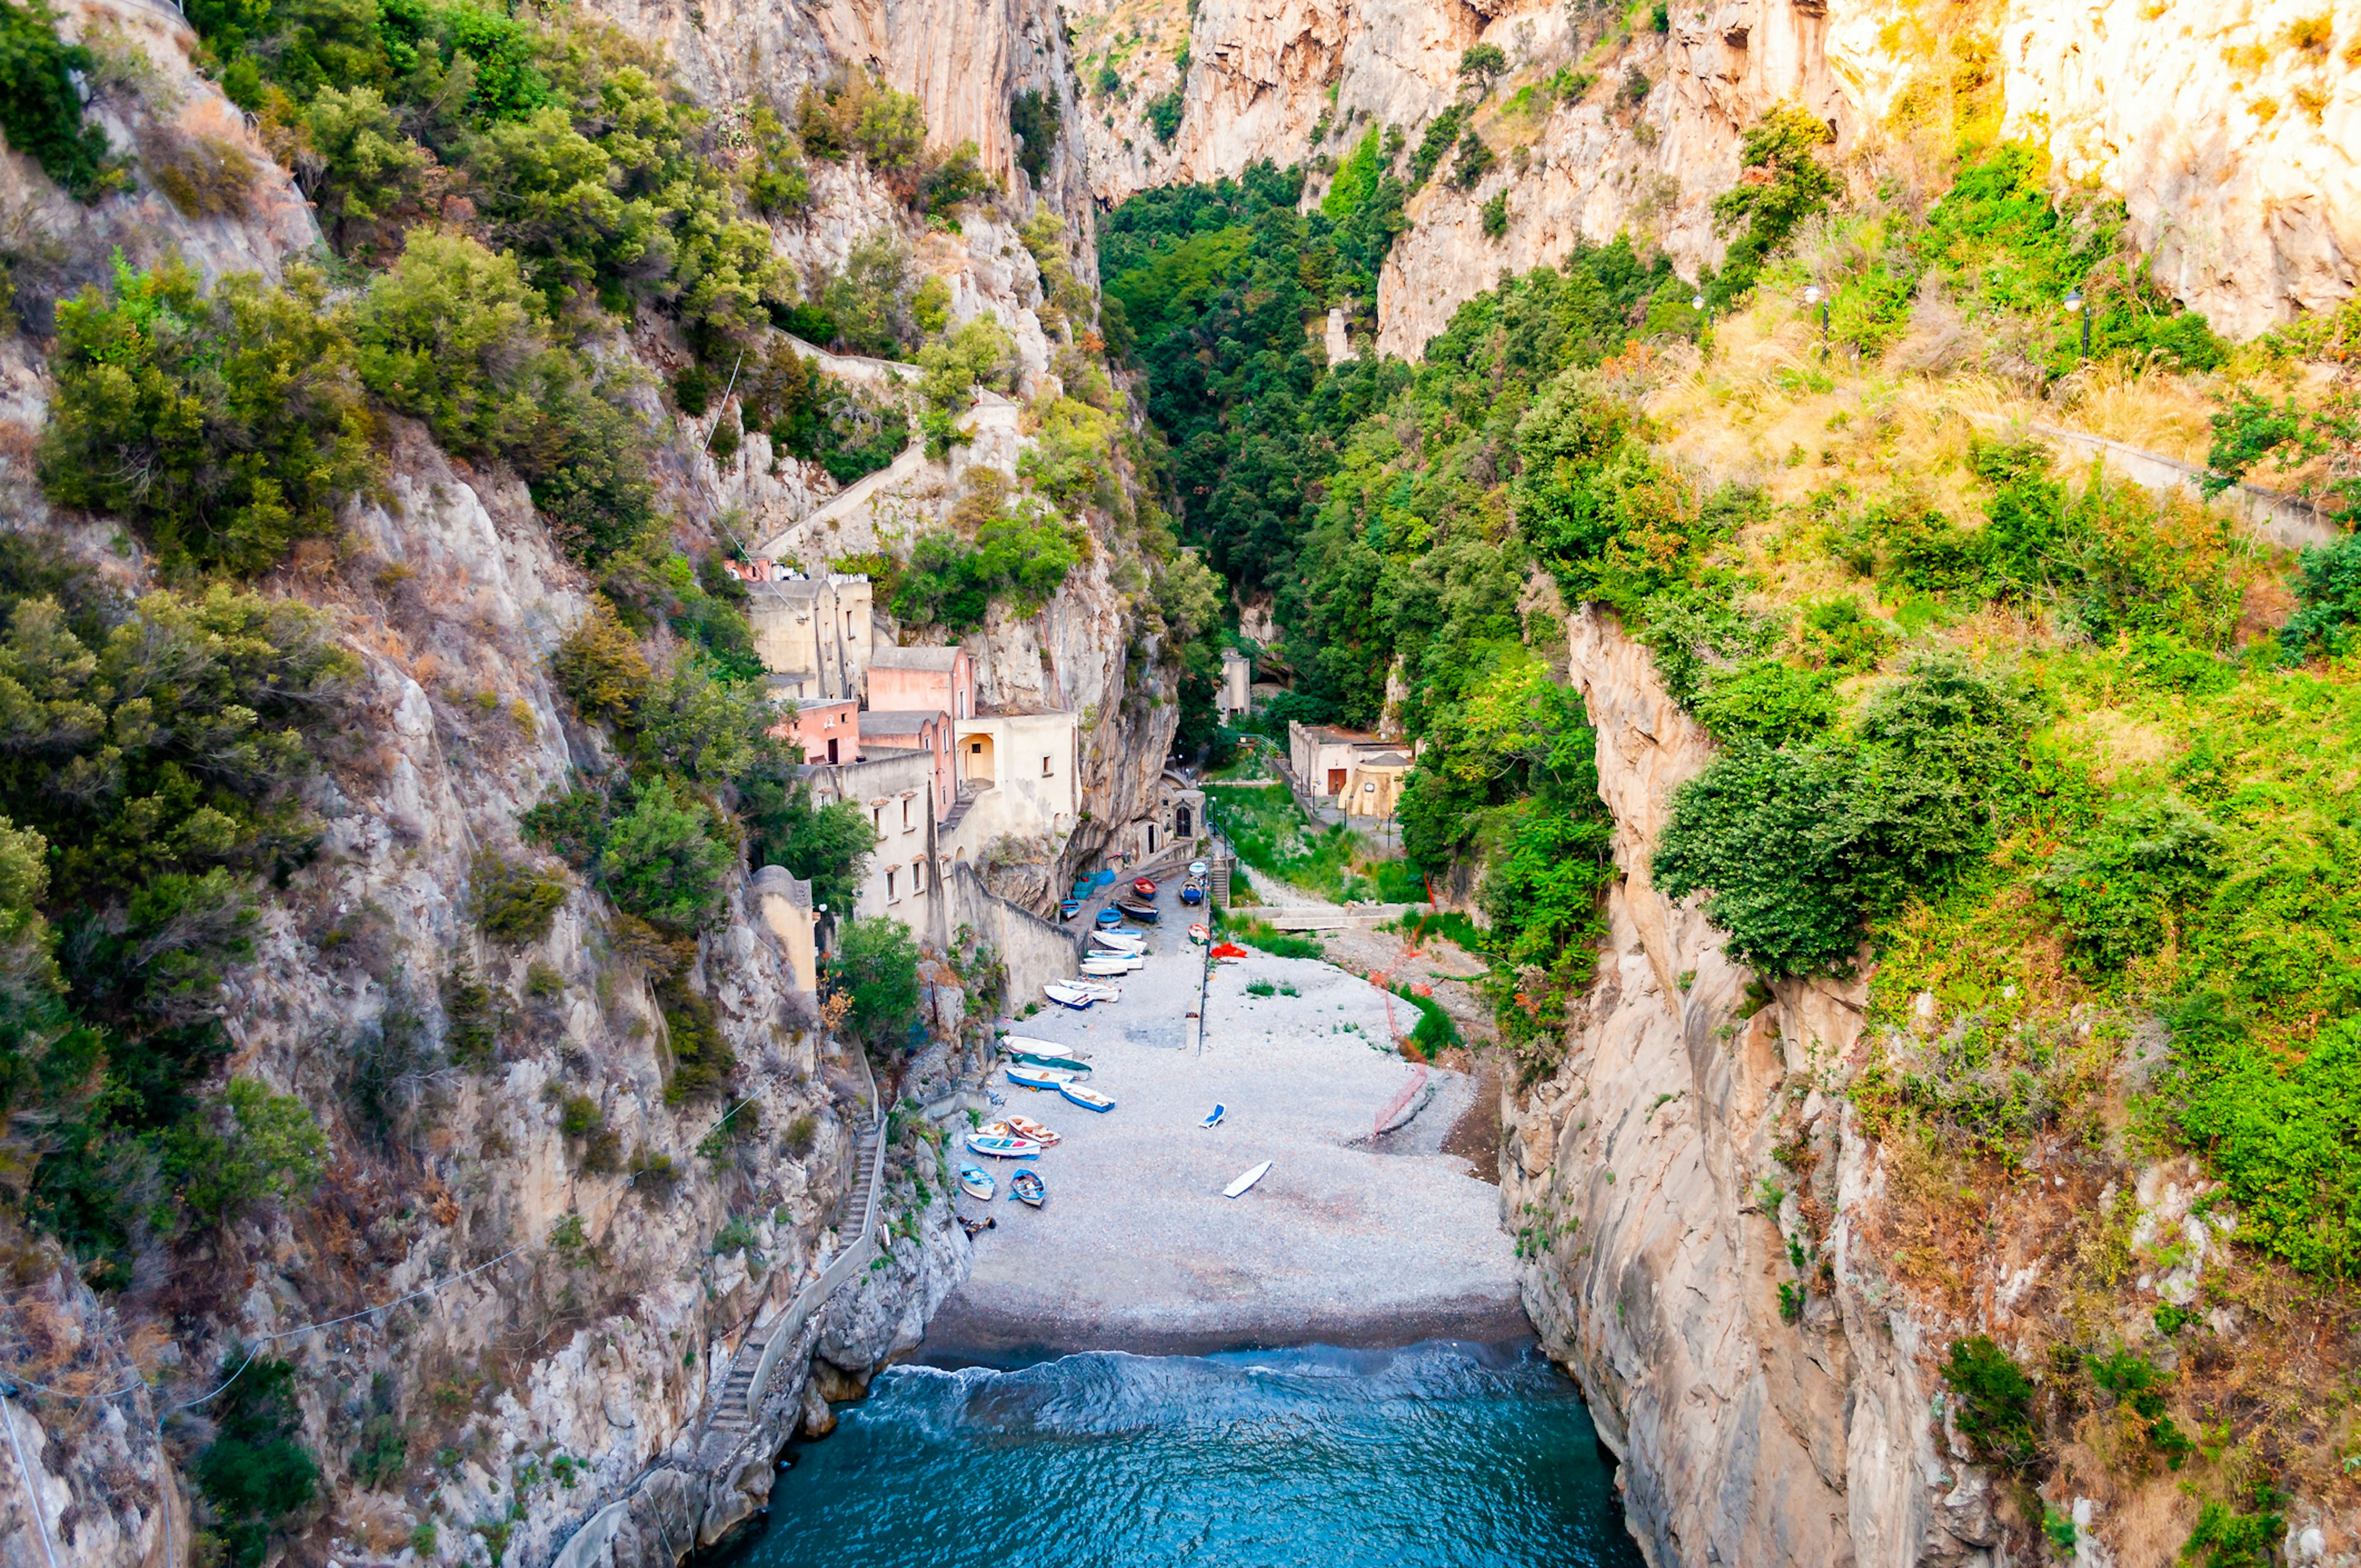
[871, 645, 966, 672]
[1299, 723, 1378, 745]
[859, 708, 948, 738]
[1359, 751, 1414, 768]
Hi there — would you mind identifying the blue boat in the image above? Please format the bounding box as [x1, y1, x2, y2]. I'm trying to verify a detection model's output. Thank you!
[1179, 881, 1206, 906]
[958, 1165, 995, 1200]
[1008, 1062, 1078, 1090]
[1010, 1169, 1045, 1208]
[1094, 907, 1125, 929]
[1059, 898, 1082, 920]
[1059, 1082, 1117, 1113]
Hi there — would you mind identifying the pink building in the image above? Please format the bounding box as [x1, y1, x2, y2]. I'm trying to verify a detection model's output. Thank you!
[768, 693, 858, 765]
[855, 708, 955, 821]
[868, 645, 975, 721]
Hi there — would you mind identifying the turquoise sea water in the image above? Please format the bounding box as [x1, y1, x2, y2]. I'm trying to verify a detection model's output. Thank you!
[737, 1339, 1644, 1568]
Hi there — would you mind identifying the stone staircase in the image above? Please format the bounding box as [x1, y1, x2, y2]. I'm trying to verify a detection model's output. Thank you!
[698, 1108, 885, 1455]
[940, 779, 992, 834]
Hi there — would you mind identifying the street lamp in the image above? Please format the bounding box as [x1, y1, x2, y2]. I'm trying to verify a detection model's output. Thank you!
[1803, 283, 1829, 363]
[2064, 286, 2089, 362]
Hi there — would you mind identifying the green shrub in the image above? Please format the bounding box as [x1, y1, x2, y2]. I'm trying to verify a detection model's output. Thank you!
[2277, 532, 2361, 663]
[923, 140, 993, 214]
[194, 1355, 318, 1568]
[2039, 795, 2223, 971]
[599, 777, 735, 932]
[552, 597, 654, 728]
[828, 916, 922, 1057]
[738, 341, 910, 483]
[820, 230, 914, 357]
[0, 0, 122, 198]
[303, 86, 427, 253]
[1447, 128, 1494, 191]
[1655, 657, 2032, 976]
[1010, 89, 1058, 183]
[473, 855, 569, 944]
[1407, 103, 1466, 190]
[1479, 191, 1508, 238]
[1691, 660, 1838, 747]
[1707, 106, 1835, 307]
[742, 104, 812, 216]
[2180, 1483, 2285, 1567]
[1940, 1336, 2039, 1475]
[1146, 87, 1184, 144]
[1458, 43, 1506, 89]
[1213, 910, 1325, 960]
[441, 964, 502, 1066]
[40, 260, 378, 575]
[165, 1079, 327, 1229]
[890, 476, 1082, 629]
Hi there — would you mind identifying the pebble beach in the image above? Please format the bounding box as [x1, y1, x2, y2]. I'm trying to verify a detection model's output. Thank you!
[925, 916, 1526, 1359]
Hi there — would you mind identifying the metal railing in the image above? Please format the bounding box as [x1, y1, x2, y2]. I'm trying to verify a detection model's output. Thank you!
[742, 1044, 887, 1415]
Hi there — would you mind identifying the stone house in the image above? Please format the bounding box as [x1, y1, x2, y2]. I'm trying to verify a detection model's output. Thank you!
[742, 572, 875, 702]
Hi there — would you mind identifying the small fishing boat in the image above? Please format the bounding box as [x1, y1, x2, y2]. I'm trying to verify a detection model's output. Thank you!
[1224, 1159, 1273, 1198]
[1002, 1038, 1091, 1073]
[965, 1133, 1043, 1159]
[1067, 979, 1122, 1002]
[1114, 899, 1160, 923]
[1042, 982, 1097, 1009]
[1094, 907, 1125, 930]
[1201, 1104, 1226, 1130]
[957, 1165, 995, 1200]
[1058, 898, 1082, 921]
[1089, 930, 1146, 953]
[1058, 1081, 1117, 1114]
[1006, 1062, 1078, 1090]
[1190, 859, 1209, 879]
[1179, 880, 1206, 906]
[1080, 954, 1142, 976]
[1132, 876, 1158, 898]
[1187, 923, 1209, 945]
[1003, 1114, 1061, 1146]
[1010, 1169, 1045, 1208]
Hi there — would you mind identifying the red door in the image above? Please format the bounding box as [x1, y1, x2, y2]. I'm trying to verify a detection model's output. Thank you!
[1327, 768, 1347, 794]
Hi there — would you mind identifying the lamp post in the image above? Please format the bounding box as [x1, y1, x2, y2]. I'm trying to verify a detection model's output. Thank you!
[2064, 286, 2089, 362]
[1803, 283, 1829, 363]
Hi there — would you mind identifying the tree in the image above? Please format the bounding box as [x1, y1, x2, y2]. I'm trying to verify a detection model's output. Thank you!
[1707, 105, 1837, 306]
[1458, 44, 1507, 93]
[827, 916, 921, 1056]
[598, 777, 735, 932]
[39, 260, 378, 576]
[1010, 89, 1059, 183]
[194, 1355, 319, 1568]
[0, 0, 121, 199]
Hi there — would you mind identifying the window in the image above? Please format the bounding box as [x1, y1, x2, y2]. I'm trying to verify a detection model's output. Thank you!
[871, 806, 882, 830]
[886, 868, 898, 900]
[1042, 755, 1053, 776]
[971, 741, 984, 755]
[913, 857, 926, 892]
[902, 798, 911, 829]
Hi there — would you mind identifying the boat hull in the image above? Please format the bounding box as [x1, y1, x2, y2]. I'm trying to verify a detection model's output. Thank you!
[1010, 1171, 1045, 1208]
[1006, 1064, 1077, 1090]
[1113, 901, 1160, 923]
[1224, 1159, 1273, 1198]
[1058, 1082, 1116, 1113]
[965, 1135, 1043, 1160]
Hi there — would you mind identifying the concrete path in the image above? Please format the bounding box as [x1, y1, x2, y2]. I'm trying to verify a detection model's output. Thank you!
[925, 918, 1524, 1359]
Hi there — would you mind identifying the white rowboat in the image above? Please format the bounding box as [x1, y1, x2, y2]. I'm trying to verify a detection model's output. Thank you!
[1224, 1160, 1272, 1199]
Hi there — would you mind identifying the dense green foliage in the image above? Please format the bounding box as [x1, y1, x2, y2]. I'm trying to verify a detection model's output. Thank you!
[41, 259, 379, 576]
[1010, 88, 1058, 184]
[0, 546, 349, 1278]
[828, 916, 922, 1058]
[888, 471, 1082, 631]
[0, 0, 121, 197]
[1940, 1336, 2039, 1473]
[194, 1356, 320, 1568]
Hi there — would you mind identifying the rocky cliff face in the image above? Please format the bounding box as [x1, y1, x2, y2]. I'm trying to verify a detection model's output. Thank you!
[1501, 607, 2003, 1568]
[1067, 0, 2355, 355]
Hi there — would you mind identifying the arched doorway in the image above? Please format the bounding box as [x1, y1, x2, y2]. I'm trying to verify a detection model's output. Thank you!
[1176, 805, 1192, 835]
[963, 733, 995, 783]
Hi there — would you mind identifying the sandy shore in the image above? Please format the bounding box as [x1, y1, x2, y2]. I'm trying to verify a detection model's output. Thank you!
[926, 915, 1525, 1360]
